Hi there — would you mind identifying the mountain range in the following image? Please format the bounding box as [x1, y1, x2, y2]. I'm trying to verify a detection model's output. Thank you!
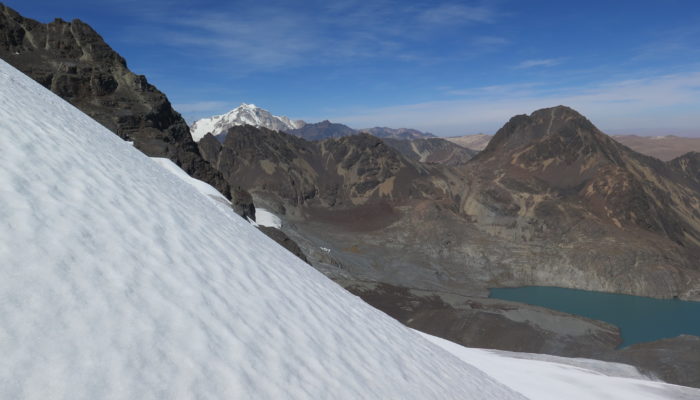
[190, 103, 437, 141]
[3, 3, 700, 392]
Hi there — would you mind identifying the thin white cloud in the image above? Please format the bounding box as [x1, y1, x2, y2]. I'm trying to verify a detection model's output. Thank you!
[515, 58, 562, 69]
[419, 4, 495, 25]
[323, 71, 700, 136]
[117, 1, 502, 71]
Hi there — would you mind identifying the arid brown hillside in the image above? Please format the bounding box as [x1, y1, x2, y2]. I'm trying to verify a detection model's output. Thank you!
[199, 127, 455, 215]
[382, 137, 477, 166]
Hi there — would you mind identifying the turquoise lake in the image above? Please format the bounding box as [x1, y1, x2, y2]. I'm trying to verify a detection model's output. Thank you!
[489, 286, 700, 347]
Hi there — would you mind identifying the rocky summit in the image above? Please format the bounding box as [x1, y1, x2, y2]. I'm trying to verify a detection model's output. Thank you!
[0, 4, 229, 197]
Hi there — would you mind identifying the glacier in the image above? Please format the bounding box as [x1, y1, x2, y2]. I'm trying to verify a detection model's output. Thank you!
[1, 58, 699, 399]
[190, 103, 305, 142]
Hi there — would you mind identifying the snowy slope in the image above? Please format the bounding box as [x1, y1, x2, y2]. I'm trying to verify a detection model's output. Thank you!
[190, 103, 305, 141]
[2, 59, 699, 399]
[151, 158, 229, 205]
[422, 333, 699, 400]
[0, 60, 523, 399]
[151, 158, 284, 229]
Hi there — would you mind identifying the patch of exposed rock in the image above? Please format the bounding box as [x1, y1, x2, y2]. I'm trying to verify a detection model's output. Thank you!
[258, 226, 309, 264]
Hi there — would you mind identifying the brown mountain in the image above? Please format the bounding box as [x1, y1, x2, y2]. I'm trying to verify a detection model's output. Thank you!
[613, 135, 700, 161]
[382, 138, 477, 166]
[198, 127, 451, 217]
[455, 106, 700, 297]
[0, 4, 229, 197]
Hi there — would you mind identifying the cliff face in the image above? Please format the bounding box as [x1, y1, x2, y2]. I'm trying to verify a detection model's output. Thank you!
[0, 4, 230, 197]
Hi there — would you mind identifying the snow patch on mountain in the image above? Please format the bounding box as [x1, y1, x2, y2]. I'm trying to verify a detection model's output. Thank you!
[190, 103, 305, 141]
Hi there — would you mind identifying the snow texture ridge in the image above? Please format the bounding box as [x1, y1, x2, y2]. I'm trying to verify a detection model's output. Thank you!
[190, 103, 305, 142]
[0, 59, 522, 399]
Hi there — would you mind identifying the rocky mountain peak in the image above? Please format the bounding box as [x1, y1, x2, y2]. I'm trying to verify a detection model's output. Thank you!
[484, 106, 598, 153]
[190, 103, 305, 142]
[477, 105, 623, 173]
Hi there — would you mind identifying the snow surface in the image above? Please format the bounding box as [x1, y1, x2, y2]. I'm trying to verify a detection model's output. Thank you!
[0, 59, 524, 399]
[151, 159, 284, 231]
[151, 157, 229, 205]
[2, 58, 699, 399]
[255, 208, 282, 228]
[422, 333, 700, 400]
[190, 103, 305, 142]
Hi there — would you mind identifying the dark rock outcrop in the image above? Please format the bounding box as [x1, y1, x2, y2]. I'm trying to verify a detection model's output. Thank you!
[232, 186, 256, 221]
[198, 132, 223, 164]
[0, 4, 230, 198]
[258, 226, 309, 263]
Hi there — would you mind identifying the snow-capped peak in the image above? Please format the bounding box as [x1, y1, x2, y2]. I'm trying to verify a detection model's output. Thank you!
[190, 103, 305, 142]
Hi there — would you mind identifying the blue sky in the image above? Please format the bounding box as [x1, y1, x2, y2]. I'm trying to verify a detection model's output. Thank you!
[7, 0, 700, 136]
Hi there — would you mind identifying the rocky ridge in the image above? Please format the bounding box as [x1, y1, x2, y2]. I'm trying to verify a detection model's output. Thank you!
[0, 4, 230, 197]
